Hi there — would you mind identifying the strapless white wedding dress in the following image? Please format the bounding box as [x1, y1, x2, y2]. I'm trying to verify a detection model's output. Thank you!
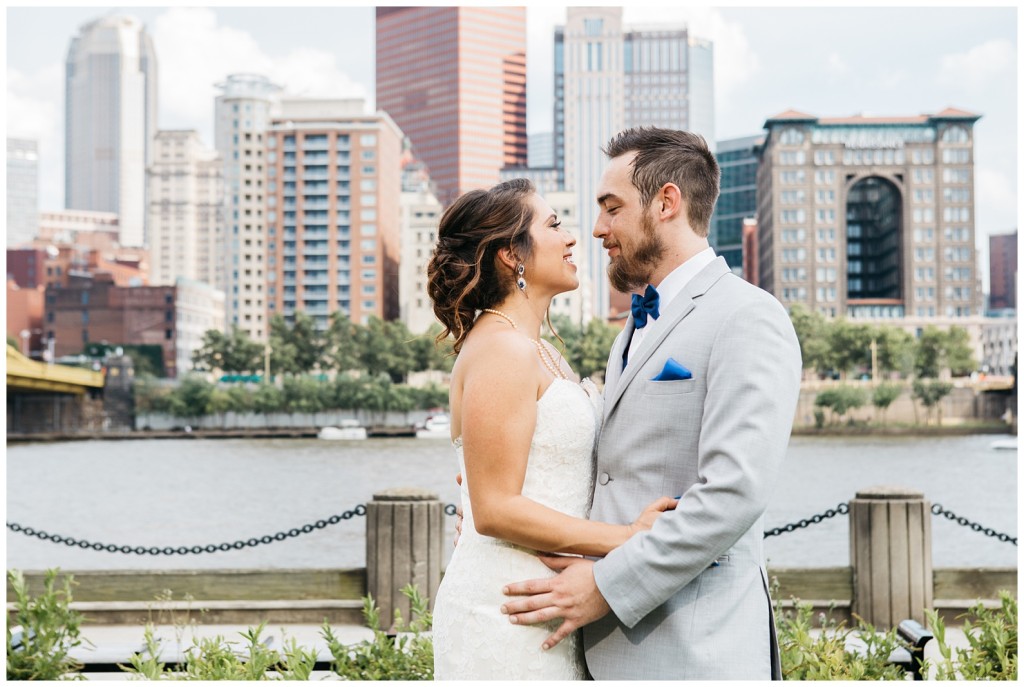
[433, 378, 601, 680]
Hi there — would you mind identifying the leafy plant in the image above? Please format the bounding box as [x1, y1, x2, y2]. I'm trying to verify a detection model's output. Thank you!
[912, 378, 954, 426]
[814, 385, 868, 424]
[925, 591, 1017, 680]
[6, 568, 85, 680]
[871, 382, 903, 425]
[775, 597, 906, 680]
[323, 585, 433, 680]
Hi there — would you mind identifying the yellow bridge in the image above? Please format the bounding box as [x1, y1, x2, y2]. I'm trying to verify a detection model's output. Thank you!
[6, 344, 105, 394]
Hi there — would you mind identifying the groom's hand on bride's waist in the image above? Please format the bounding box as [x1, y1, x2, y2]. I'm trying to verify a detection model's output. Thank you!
[500, 556, 611, 651]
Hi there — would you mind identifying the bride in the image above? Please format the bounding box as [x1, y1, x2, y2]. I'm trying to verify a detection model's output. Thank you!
[426, 179, 676, 680]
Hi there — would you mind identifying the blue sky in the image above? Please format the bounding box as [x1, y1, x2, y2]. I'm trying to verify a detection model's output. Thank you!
[6, 4, 1018, 287]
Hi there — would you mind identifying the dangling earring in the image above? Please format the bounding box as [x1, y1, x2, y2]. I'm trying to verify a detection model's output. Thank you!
[516, 263, 527, 292]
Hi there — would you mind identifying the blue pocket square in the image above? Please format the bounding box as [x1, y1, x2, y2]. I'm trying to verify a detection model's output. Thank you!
[652, 357, 693, 381]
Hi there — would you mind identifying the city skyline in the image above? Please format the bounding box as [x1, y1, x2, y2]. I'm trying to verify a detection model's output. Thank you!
[7, 4, 1018, 291]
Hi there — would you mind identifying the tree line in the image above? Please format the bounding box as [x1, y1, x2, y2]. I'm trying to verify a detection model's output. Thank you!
[789, 304, 975, 379]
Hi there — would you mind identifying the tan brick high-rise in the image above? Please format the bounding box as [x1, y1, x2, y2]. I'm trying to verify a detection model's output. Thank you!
[755, 108, 982, 319]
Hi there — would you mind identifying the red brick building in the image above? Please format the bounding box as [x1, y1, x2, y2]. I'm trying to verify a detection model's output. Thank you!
[45, 275, 178, 376]
[989, 231, 1017, 311]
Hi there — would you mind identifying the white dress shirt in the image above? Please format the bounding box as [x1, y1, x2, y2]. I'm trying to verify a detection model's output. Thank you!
[627, 246, 717, 363]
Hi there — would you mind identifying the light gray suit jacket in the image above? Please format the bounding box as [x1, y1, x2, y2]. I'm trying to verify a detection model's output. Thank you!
[584, 257, 801, 680]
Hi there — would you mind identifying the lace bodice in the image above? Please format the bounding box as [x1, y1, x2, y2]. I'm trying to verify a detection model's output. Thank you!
[453, 378, 600, 544]
[433, 378, 601, 680]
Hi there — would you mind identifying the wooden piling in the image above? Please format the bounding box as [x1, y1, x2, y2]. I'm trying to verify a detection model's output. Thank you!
[365, 488, 444, 631]
[849, 486, 933, 627]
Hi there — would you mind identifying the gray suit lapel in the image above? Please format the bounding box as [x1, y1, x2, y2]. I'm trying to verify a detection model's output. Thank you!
[603, 257, 731, 417]
[603, 324, 632, 400]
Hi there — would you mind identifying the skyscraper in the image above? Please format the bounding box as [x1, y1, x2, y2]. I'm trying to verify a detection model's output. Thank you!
[711, 134, 763, 274]
[266, 99, 403, 329]
[147, 130, 223, 288]
[7, 138, 39, 247]
[755, 107, 982, 319]
[65, 15, 157, 248]
[376, 7, 527, 206]
[214, 73, 281, 340]
[988, 231, 1017, 312]
[555, 8, 714, 318]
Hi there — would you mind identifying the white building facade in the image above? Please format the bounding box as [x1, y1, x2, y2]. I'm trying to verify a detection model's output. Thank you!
[147, 130, 223, 289]
[214, 74, 281, 341]
[65, 15, 157, 248]
[7, 138, 39, 247]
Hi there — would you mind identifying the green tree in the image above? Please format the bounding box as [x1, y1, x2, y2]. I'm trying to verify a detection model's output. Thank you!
[872, 325, 917, 378]
[912, 378, 954, 426]
[192, 326, 264, 374]
[914, 326, 945, 378]
[789, 304, 834, 375]
[323, 312, 362, 372]
[356, 317, 418, 382]
[945, 326, 976, 377]
[251, 383, 284, 413]
[7, 334, 20, 350]
[281, 375, 328, 413]
[871, 382, 903, 425]
[578, 318, 621, 380]
[269, 313, 326, 375]
[828, 319, 874, 378]
[814, 385, 868, 425]
[165, 375, 216, 417]
[410, 323, 455, 373]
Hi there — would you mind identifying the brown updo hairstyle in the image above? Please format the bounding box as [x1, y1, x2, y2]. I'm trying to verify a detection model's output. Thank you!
[427, 178, 536, 353]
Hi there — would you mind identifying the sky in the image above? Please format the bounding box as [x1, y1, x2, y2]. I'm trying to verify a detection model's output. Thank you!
[5, 3, 1019, 289]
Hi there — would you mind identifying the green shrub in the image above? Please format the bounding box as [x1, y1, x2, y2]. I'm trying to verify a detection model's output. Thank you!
[6, 569, 84, 680]
[925, 591, 1017, 680]
[323, 585, 433, 680]
[775, 598, 906, 680]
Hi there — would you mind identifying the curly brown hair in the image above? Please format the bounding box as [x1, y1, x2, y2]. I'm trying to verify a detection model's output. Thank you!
[426, 178, 536, 353]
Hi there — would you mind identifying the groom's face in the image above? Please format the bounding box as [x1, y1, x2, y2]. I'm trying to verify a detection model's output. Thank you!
[594, 152, 665, 292]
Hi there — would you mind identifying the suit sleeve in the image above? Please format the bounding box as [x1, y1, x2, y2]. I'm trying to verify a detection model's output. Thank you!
[592, 296, 802, 628]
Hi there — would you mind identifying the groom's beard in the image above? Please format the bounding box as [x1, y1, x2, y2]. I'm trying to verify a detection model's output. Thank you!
[607, 210, 665, 292]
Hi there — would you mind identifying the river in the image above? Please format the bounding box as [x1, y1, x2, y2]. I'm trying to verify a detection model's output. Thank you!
[5, 434, 1017, 572]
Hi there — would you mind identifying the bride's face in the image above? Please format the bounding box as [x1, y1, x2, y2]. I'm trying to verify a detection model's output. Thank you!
[523, 193, 578, 296]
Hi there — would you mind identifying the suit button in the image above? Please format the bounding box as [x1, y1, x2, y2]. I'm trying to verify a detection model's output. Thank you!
[598, 472, 611, 485]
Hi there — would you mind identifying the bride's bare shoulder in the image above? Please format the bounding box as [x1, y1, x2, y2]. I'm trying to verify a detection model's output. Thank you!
[458, 327, 536, 380]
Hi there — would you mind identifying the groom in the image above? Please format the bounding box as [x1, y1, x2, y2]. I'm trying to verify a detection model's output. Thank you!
[501, 127, 802, 679]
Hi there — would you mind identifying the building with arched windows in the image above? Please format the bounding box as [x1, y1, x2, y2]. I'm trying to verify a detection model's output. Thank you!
[754, 108, 982, 320]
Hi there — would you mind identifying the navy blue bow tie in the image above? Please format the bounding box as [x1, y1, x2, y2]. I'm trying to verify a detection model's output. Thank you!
[631, 285, 660, 329]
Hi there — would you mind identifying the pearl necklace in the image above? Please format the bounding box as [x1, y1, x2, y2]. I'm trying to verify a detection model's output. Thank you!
[482, 308, 568, 380]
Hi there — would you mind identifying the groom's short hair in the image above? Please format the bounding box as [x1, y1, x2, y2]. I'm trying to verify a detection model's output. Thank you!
[604, 127, 720, 237]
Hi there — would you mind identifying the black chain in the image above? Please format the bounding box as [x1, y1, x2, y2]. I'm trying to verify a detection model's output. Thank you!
[763, 502, 849, 538]
[6, 505, 368, 556]
[931, 503, 1017, 546]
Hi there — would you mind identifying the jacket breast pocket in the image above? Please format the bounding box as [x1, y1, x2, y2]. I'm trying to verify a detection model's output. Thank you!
[641, 378, 696, 395]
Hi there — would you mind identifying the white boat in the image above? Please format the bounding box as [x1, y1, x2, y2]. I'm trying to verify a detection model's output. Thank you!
[989, 438, 1018, 451]
[415, 413, 451, 439]
[318, 419, 368, 440]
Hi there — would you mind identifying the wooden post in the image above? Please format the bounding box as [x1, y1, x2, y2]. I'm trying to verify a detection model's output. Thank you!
[849, 486, 933, 627]
[365, 487, 444, 631]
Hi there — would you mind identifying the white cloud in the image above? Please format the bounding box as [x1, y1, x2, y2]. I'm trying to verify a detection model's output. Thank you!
[825, 52, 849, 80]
[975, 166, 1017, 232]
[936, 39, 1015, 89]
[150, 7, 369, 146]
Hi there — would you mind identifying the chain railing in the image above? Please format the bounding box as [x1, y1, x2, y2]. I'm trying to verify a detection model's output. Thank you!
[6, 504, 368, 556]
[8, 500, 1016, 554]
[931, 503, 1017, 546]
[763, 502, 850, 538]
